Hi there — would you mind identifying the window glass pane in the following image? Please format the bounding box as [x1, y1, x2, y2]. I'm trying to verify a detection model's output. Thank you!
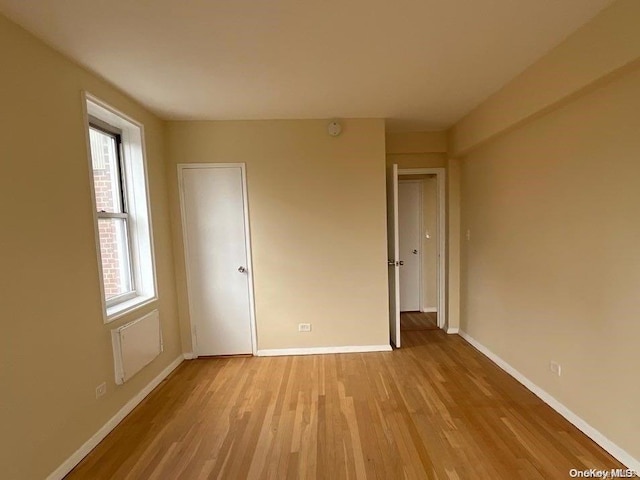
[90, 127, 123, 213]
[97, 218, 133, 299]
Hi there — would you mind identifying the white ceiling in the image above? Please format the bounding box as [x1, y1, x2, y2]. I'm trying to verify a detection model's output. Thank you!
[0, 0, 613, 131]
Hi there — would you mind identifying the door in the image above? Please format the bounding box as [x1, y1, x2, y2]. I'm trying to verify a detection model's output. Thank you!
[386, 164, 401, 348]
[398, 181, 421, 311]
[179, 164, 254, 356]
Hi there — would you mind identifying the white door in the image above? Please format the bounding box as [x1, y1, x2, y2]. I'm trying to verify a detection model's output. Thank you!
[386, 164, 401, 348]
[179, 164, 254, 356]
[398, 181, 421, 311]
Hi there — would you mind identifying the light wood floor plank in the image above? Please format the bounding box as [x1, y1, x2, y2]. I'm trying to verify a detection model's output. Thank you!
[65, 330, 626, 479]
[400, 312, 438, 331]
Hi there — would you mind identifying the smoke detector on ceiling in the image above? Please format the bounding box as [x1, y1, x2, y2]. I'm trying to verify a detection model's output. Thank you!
[327, 121, 342, 137]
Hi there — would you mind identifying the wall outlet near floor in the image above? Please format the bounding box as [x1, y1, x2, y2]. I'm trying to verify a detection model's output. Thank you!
[549, 361, 562, 377]
[298, 323, 312, 332]
[96, 382, 107, 399]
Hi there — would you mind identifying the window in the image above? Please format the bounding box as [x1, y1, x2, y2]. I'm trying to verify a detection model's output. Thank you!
[90, 121, 135, 304]
[85, 94, 156, 321]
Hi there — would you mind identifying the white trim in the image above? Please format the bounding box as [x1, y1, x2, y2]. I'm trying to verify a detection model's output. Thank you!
[458, 331, 640, 473]
[421, 307, 438, 313]
[257, 345, 392, 357]
[389, 163, 401, 348]
[418, 181, 424, 315]
[81, 93, 109, 321]
[183, 352, 196, 360]
[46, 355, 184, 480]
[397, 168, 446, 331]
[104, 296, 157, 323]
[177, 163, 258, 357]
[446, 327, 459, 334]
[239, 164, 258, 355]
[177, 166, 198, 355]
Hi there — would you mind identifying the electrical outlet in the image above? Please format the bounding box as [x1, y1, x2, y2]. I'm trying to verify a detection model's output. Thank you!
[96, 382, 107, 399]
[549, 361, 561, 377]
[298, 323, 312, 332]
[466, 229, 471, 241]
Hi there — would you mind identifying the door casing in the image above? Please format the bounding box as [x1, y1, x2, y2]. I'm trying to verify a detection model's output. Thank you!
[397, 168, 446, 330]
[386, 164, 401, 348]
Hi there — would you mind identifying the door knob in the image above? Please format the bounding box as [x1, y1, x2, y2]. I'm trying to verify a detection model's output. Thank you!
[238, 266, 246, 273]
[412, 249, 418, 254]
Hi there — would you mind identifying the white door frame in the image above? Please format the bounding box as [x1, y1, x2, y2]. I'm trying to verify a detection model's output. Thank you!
[177, 163, 258, 356]
[397, 168, 446, 329]
[387, 164, 400, 348]
[397, 179, 423, 312]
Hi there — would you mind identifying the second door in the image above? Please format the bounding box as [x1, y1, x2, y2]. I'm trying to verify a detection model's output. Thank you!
[398, 180, 421, 311]
[179, 164, 254, 356]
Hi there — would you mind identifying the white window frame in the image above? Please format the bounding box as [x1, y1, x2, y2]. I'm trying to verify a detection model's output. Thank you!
[83, 92, 158, 322]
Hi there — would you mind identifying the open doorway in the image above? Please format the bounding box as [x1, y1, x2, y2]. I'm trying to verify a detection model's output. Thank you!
[387, 166, 445, 348]
[398, 175, 439, 332]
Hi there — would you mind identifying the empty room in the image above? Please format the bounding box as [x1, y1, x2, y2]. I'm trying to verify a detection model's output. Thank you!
[1, 0, 638, 478]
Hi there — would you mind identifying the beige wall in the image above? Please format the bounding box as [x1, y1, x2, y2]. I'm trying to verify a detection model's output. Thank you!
[0, 15, 182, 480]
[386, 131, 447, 169]
[459, 59, 640, 463]
[166, 120, 389, 352]
[386, 153, 446, 169]
[451, 0, 640, 156]
[386, 131, 447, 155]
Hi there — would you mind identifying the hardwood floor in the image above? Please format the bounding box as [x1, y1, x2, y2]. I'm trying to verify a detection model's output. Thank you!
[400, 311, 438, 331]
[66, 331, 625, 479]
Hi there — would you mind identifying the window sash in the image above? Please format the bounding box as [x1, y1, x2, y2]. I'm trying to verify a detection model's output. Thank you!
[106, 289, 137, 307]
[97, 216, 137, 304]
[97, 212, 129, 220]
[90, 122, 128, 215]
[90, 122, 137, 305]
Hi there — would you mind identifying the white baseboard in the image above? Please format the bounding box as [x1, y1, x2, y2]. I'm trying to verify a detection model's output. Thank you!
[421, 307, 438, 313]
[46, 355, 184, 480]
[256, 344, 392, 357]
[183, 352, 196, 360]
[458, 330, 640, 472]
[446, 327, 459, 334]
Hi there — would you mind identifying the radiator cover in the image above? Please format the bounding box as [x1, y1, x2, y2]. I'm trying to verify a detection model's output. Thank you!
[111, 310, 163, 384]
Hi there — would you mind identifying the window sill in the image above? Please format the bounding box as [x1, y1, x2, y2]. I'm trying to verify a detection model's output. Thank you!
[105, 295, 157, 323]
